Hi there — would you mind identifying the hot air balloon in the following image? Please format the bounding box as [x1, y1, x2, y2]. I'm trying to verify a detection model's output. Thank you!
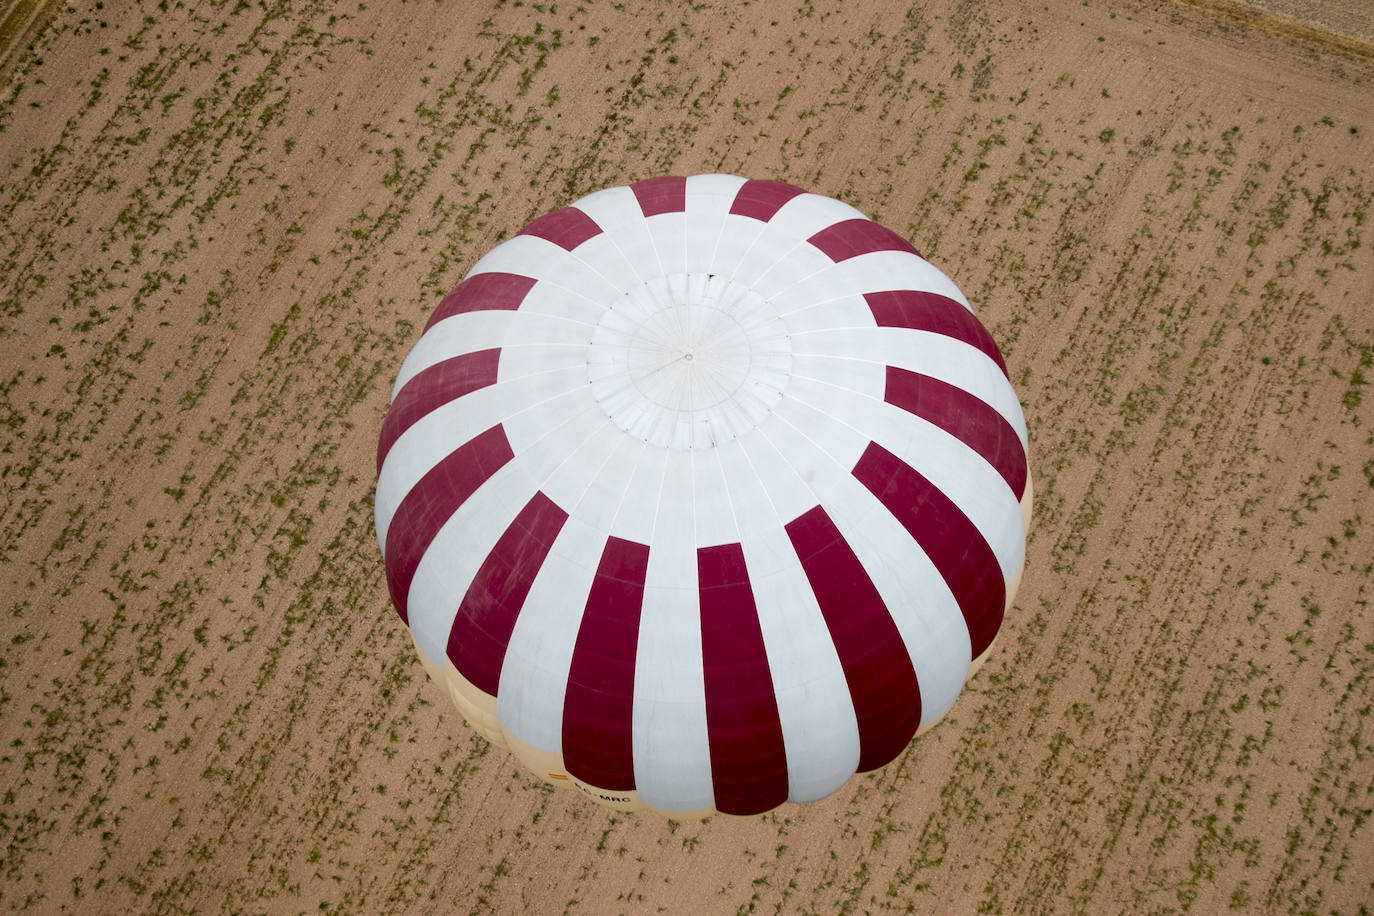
[374, 175, 1031, 816]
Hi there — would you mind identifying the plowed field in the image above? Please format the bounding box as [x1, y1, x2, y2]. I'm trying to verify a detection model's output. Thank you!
[1, 0, 1370, 912]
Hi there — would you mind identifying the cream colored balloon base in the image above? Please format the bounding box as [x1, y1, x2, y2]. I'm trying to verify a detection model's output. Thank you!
[412, 470, 1032, 814]
[410, 636, 649, 813]
[967, 468, 1034, 682]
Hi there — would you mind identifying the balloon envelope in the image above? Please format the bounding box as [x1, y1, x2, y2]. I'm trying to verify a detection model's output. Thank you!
[375, 175, 1031, 816]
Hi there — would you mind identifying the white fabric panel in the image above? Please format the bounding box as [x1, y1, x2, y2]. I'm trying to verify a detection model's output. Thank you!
[603, 226, 661, 287]
[585, 296, 643, 361]
[500, 369, 600, 458]
[713, 440, 792, 574]
[570, 185, 641, 233]
[789, 332, 1029, 446]
[787, 353, 886, 405]
[682, 271, 712, 310]
[685, 172, 748, 199]
[769, 192, 870, 239]
[777, 294, 876, 336]
[784, 373, 1025, 579]
[633, 450, 713, 812]
[391, 310, 513, 397]
[765, 383, 872, 476]
[733, 224, 806, 289]
[467, 235, 622, 305]
[770, 273, 878, 319]
[797, 250, 972, 310]
[736, 376, 792, 429]
[492, 366, 587, 425]
[760, 399, 973, 729]
[727, 422, 822, 530]
[516, 259, 626, 324]
[890, 342, 1028, 448]
[378, 392, 594, 568]
[404, 459, 533, 665]
[495, 343, 589, 382]
[684, 174, 747, 275]
[660, 273, 691, 320]
[497, 517, 603, 752]
[501, 401, 607, 495]
[754, 556, 863, 804]
[578, 188, 659, 286]
[375, 377, 579, 543]
[517, 271, 607, 319]
[717, 276, 772, 329]
[647, 212, 688, 277]
[798, 455, 972, 729]
[631, 274, 684, 329]
[657, 448, 695, 545]
[608, 441, 668, 544]
[588, 369, 645, 432]
[401, 395, 623, 667]
[748, 245, 841, 304]
[393, 309, 588, 399]
[692, 448, 739, 549]
[697, 213, 768, 279]
[881, 407, 1025, 580]
[569, 232, 648, 296]
[539, 419, 632, 518]
[634, 581, 712, 811]
[719, 452, 861, 801]
[567, 434, 643, 536]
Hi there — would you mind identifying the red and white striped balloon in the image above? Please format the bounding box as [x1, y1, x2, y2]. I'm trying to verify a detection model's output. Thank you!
[375, 175, 1031, 816]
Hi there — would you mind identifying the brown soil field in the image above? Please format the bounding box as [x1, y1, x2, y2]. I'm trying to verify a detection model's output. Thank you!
[2, 0, 1371, 913]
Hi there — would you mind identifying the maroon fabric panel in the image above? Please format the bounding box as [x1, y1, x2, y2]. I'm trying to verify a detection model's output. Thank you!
[884, 366, 1028, 501]
[424, 271, 537, 331]
[376, 349, 501, 473]
[852, 442, 1005, 660]
[864, 289, 1008, 376]
[807, 218, 922, 262]
[697, 543, 789, 815]
[562, 536, 651, 791]
[382, 425, 514, 624]
[518, 206, 603, 251]
[728, 179, 806, 222]
[447, 491, 569, 695]
[631, 176, 687, 216]
[783, 506, 922, 773]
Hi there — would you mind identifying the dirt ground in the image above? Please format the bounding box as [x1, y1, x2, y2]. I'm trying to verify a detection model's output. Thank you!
[1, 0, 1371, 913]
